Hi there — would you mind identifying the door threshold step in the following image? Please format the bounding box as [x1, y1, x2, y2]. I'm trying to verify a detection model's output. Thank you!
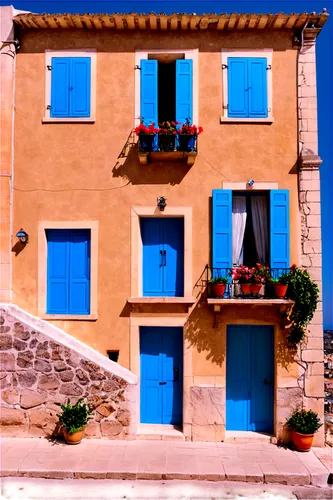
[137, 424, 185, 441]
[224, 431, 274, 444]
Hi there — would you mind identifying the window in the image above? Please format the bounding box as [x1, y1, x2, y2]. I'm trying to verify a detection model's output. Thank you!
[135, 49, 198, 129]
[212, 189, 289, 270]
[221, 49, 273, 122]
[46, 229, 91, 315]
[44, 50, 96, 122]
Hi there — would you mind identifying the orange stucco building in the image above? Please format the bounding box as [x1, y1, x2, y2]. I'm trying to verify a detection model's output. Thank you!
[0, 7, 328, 444]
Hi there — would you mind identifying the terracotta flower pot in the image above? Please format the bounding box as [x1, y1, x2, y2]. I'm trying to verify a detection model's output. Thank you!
[211, 283, 226, 297]
[240, 283, 251, 295]
[250, 283, 262, 295]
[63, 428, 84, 445]
[274, 283, 288, 299]
[291, 430, 314, 452]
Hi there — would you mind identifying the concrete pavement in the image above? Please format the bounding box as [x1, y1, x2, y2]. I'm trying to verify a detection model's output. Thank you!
[1, 438, 331, 487]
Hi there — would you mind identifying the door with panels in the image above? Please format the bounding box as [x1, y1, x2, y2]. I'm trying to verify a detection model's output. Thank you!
[141, 217, 184, 297]
[226, 325, 274, 432]
[140, 327, 183, 425]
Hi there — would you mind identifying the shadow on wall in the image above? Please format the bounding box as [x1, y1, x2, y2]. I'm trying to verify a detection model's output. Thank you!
[185, 291, 226, 368]
[275, 326, 298, 371]
[111, 130, 191, 186]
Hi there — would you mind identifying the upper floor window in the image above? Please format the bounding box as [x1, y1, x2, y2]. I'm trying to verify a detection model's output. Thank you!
[44, 50, 96, 122]
[135, 49, 198, 129]
[221, 49, 273, 123]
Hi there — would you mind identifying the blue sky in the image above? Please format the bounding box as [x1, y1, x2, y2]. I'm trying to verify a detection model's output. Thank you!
[2, 1, 332, 328]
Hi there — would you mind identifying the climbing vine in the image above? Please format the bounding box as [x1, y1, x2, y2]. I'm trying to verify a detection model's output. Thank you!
[284, 265, 319, 346]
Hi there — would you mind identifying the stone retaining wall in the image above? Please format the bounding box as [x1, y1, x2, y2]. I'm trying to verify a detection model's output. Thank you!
[0, 308, 137, 439]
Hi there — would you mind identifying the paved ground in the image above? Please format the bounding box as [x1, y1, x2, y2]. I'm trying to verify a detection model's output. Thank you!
[1, 438, 331, 487]
[1, 477, 333, 500]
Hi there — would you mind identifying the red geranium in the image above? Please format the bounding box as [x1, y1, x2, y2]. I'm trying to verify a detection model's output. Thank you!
[135, 121, 160, 136]
[178, 118, 203, 135]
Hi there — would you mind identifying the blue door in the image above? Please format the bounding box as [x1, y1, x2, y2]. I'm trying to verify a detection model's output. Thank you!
[140, 327, 183, 424]
[141, 218, 184, 297]
[226, 325, 274, 432]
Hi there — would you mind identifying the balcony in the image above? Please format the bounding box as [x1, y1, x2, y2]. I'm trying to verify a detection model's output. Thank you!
[203, 266, 294, 314]
[137, 134, 198, 166]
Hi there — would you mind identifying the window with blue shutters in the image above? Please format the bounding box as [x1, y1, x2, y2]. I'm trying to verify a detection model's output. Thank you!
[139, 55, 193, 127]
[212, 189, 290, 272]
[46, 229, 91, 315]
[49, 56, 91, 118]
[221, 50, 272, 121]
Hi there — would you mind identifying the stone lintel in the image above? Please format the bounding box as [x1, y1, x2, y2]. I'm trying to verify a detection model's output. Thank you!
[299, 148, 322, 171]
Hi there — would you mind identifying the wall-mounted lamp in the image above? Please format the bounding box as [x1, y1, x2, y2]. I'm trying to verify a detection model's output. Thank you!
[16, 229, 29, 244]
[157, 196, 167, 211]
[248, 180, 255, 188]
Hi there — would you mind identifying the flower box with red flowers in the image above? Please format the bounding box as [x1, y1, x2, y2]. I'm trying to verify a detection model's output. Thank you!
[177, 119, 203, 152]
[135, 122, 160, 152]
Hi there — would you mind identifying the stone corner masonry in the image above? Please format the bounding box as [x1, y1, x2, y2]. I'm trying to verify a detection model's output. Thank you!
[0, 304, 138, 439]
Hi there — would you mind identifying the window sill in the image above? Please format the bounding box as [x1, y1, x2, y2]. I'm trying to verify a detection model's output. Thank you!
[138, 151, 197, 166]
[220, 117, 274, 124]
[128, 297, 196, 305]
[42, 117, 95, 124]
[41, 314, 97, 321]
[207, 298, 294, 313]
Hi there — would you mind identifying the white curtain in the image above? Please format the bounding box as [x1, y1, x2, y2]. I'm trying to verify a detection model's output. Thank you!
[232, 196, 247, 265]
[251, 196, 269, 264]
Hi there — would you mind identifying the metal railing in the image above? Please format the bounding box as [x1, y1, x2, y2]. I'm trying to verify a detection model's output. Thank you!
[204, 265, 291, 299]
[138, 134, 198, 153]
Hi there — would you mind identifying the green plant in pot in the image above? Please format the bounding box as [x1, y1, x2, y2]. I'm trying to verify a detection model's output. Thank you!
[286, 409, 322, 451]
[271, 272, 289, 298]
[56, 398, 93, 445]
[209, 276, 228, 297]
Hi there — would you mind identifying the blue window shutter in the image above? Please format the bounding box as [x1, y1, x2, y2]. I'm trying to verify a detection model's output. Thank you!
[69, 58, 91, 118]
[248, 58, 268, 118]
[270, 190, 290, 270]
[176, 59, 193, 124]
[212, 190, 232, 271]
[140, 59, 158, 126]
[47, 230, 70, 314]
[50, 58, 70, 117]
[227, 58, 248, 118]
[68, 230, 91, 314]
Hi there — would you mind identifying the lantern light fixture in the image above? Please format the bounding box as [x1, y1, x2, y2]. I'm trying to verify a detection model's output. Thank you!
[248, 179, 255, 188]
[157, 196, 167, 211]
[16, 229, 29, 244]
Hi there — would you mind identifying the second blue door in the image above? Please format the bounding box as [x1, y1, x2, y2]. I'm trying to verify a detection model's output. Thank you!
[140, 327, 183, 425]
[226, 325, 274, 432]
[141, 218, 184, 296]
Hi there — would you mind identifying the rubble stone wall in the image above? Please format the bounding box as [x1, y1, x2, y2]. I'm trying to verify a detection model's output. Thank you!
[0, 307, 138, 439]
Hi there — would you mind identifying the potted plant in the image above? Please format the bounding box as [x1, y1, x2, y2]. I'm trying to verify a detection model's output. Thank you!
[230, 266, 252, 296]
[271, 272, 289, 298]
[250, 263, 271, 296]
[286, 409, 322, 452]
[177, 118, 203, 151]
[135, 121, 159, 152]
[209, 276, 228, 297]
[56, 398, 93, 445]
[158, 121, 178, 151]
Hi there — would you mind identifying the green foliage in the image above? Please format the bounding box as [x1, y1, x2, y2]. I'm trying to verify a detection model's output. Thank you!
[56, 399, 93, 435]
[284, 266, 319, 346]
[210, 277, 228, 284]
[276, 272, 289, 285]
[286, 409, 322, 434]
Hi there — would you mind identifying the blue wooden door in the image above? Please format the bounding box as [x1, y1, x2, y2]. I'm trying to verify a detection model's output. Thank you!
[226, 325, 274, 432]
[141, 218, 184, 297]
[140, 327, 183, 424]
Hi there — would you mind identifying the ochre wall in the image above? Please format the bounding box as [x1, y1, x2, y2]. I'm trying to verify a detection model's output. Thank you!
[13, 29, 299, 376]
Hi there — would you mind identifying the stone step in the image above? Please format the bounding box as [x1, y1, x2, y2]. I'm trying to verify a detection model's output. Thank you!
[137, 424, 185, 441]
[224, 431, 274, 444]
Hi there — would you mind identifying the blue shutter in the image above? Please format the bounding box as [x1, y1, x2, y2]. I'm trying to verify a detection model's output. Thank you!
[248, 58, 268, 118]
[140, 59, 158, 126]
[47, 230, 70, 313]
[176, 59, 193, 124]
[70, 58, 91, 117]
[50, 58, 70, 117]
[68, 230, 91, 314]
[227, 58, 248, 118]
[270, 190, 290, 271]
[212, 190, 232, 273]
